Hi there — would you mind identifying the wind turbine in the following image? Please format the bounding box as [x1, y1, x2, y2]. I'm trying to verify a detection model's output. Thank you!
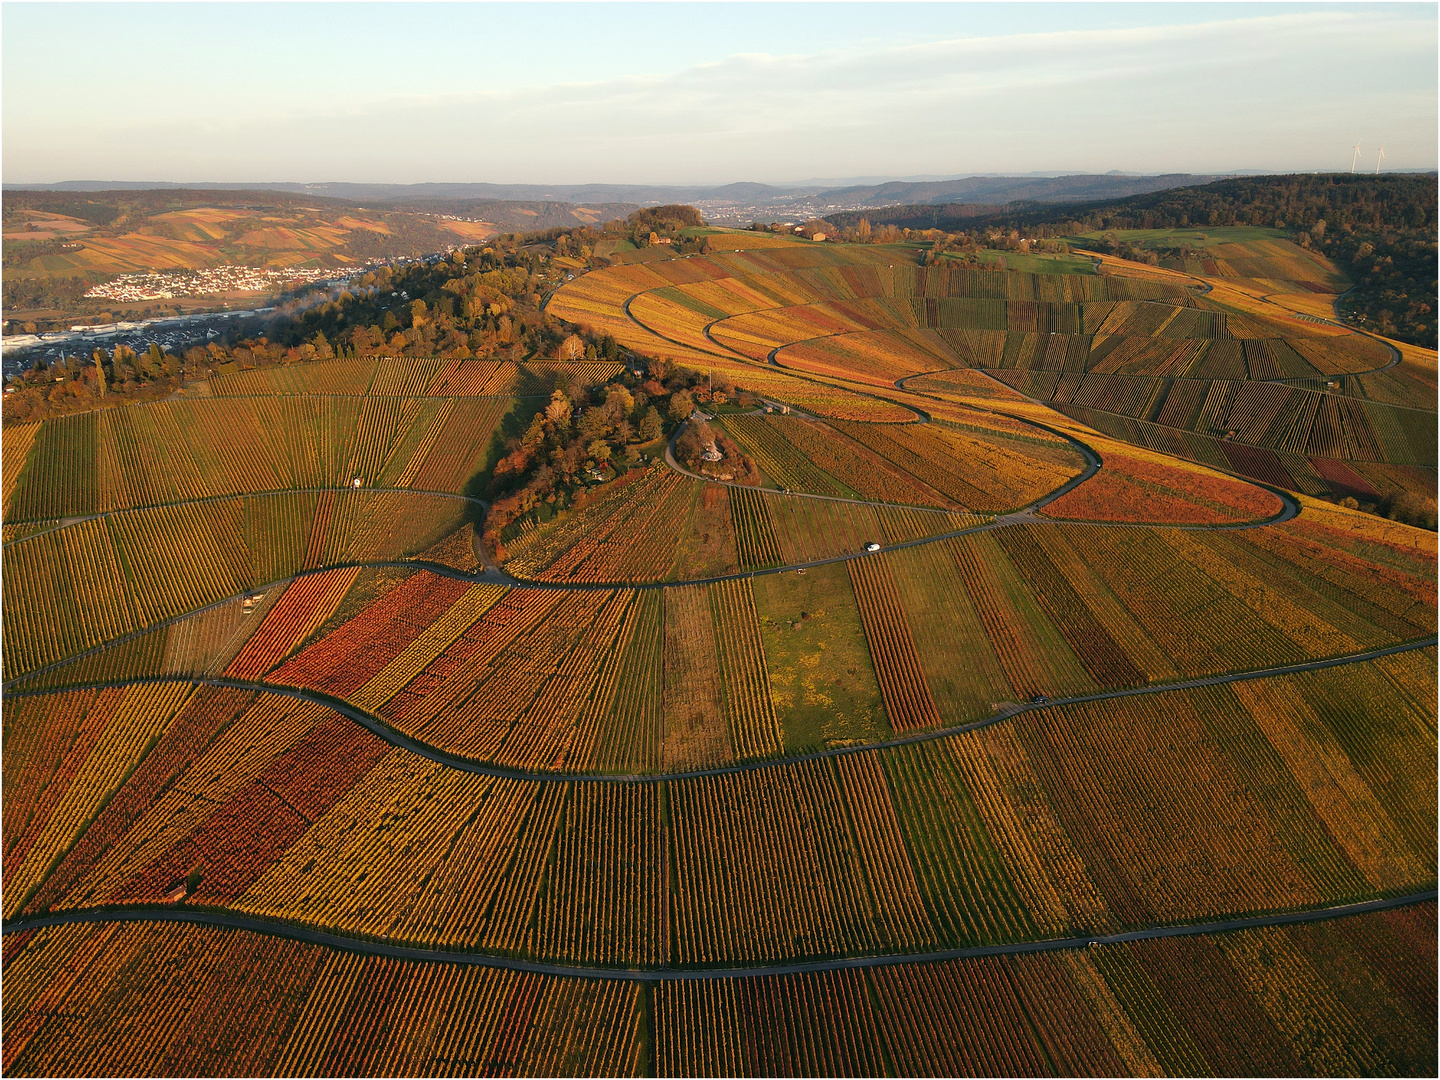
[1375, 145, 1387, 174]
[1350, 140, 1362, 173]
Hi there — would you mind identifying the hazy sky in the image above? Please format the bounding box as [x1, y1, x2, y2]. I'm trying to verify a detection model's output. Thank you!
[3, 2, 1435, 184]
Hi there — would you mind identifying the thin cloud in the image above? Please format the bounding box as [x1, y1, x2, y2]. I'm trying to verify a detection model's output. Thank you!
[4, 6, 1433, 182]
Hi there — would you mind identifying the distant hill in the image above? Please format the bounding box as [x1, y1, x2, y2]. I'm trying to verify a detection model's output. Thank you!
[2, 188, 486, 279]
[826, 172, 1436, 230]
[1, 186, 639, 230]
[804, 173, 1223, 208]
[5, 173, 1227, 212]
[384, 199, 638, 229]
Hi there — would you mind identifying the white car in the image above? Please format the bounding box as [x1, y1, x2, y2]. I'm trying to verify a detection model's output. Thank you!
[864, 542, 881, 552]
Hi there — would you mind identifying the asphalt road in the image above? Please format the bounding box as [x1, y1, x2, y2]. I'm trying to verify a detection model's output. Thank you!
[5, 890, 1433, 982]
[8, 636, 1432, 785]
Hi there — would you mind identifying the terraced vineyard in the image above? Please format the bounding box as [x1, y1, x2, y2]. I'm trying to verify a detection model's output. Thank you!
[2, 231, 1434, 1076]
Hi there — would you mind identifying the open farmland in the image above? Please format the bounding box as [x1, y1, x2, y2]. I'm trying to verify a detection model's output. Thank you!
[2, 228, 1434, 1076]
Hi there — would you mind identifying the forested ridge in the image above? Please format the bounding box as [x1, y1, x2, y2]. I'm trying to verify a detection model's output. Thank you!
[3, 234, 581, 422]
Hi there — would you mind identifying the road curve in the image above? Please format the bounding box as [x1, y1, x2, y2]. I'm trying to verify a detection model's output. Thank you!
[5, 890, 1433, 982]
[891, 370, 1302, 530]
[667, 400, 1296, 534]
[8, 637, 1432, 784]
[1073, 249, 1404, 381]
[1259, 282, 1403, 381]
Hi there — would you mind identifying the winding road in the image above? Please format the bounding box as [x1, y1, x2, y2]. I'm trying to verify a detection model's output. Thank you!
[4, 891, 1433, 982]
[620, 266, 1307, 531]
[1247, 281, 1403, 381]
[8, 637, 1432, 785]
[667, 398, 1298, 533]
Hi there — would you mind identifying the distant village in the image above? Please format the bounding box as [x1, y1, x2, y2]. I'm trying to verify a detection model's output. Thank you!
[84, 264, 365, 303]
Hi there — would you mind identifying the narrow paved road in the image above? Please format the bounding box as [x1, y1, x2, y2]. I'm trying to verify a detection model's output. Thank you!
[9, 637, 1431, 784]
[622, 271, 1299, 527]
[1258, 282, 1403, 380]
[5, 890, 1432, 982]
[891, 370, 1301, 530]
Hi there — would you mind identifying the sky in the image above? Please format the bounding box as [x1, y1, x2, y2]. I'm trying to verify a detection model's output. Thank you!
[2, 1, 1436, 185]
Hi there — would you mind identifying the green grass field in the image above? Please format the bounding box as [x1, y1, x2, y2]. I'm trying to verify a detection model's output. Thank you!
[751, 562, 888, 752]
[969, 249, 1098, 274]
[1065, 225, 1290, 249]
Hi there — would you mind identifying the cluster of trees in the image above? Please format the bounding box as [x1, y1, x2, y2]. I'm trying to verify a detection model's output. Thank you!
[1074, 233, 1168, 265]
[1, 227, 611, 423]
[1310, 224, 1434, 345]
[275, 246, 558, 362]
[260, 227, 647, 364]
[1, 275, 98, 320]
[917, 229, 1070, 266]
[485, 357, 725, 551]
[621, 206, 707, 252]
[2, 341, 196, 421]
[510, 207, 714, 261]
[827, 174, 1438, 347]
[674, 416, 760, 483]
[750, 218, 846, 241]
[1341, 490, 1437, 531]
[627, 204, 705, 235]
